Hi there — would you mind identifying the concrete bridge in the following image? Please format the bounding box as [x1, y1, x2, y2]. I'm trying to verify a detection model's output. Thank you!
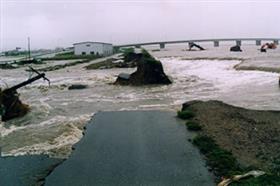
[115, 38, 280, 49]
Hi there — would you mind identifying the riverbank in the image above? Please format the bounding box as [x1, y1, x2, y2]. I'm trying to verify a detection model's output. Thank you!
[179, 100, 280, 185]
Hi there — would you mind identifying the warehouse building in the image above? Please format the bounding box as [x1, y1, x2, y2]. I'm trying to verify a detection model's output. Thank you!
[73, 42, 113, 56]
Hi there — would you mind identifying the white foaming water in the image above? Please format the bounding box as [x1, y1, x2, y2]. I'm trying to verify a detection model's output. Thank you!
[162, 58, 280, 108]
[2, 123, 83, 158]
[0, 115, 88, 137]
[1, 114, 91, 158]
[1, 57, 280, 158]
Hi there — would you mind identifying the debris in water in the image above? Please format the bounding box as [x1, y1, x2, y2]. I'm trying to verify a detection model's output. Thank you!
[188, 42, 205, 51]
[0, 67, 50, 121]
[230, 45, 242, 52]
[218, 170, 265, 186]
[68, 84, 88, 90]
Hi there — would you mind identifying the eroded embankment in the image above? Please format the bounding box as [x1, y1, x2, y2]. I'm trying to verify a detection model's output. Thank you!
[182, 100, 280, 169]
[179, 100, 280, 185]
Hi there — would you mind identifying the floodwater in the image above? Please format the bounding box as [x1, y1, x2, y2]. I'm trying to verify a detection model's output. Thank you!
[0, 55, 280, 158]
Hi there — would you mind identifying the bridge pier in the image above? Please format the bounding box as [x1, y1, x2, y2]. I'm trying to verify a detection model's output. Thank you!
[135, 45, 141, 48]
[236, 40, 242, 46]
[274, 40, 279, 45]
[160, 43, 165, 49]
[256, 40, 261, 46]
[214, 41, 219, 47]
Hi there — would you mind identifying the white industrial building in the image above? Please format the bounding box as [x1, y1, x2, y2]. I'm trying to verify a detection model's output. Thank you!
[73, 42, 113, 56]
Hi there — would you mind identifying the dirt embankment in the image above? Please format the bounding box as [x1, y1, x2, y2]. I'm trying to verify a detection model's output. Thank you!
[183, 100, 280, 171]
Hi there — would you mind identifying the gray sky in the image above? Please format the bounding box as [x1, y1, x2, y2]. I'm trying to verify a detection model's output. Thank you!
[1, 0, 280, 51]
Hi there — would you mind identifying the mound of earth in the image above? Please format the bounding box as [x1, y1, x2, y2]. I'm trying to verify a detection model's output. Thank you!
[182, 100, 280, 171]
[115, 50, 172, 86]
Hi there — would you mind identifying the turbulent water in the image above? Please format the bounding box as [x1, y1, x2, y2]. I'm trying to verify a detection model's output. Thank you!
[0, 56, 280, 158]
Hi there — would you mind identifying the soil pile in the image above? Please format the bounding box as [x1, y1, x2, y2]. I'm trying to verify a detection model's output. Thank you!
[115, 50, 172, 85]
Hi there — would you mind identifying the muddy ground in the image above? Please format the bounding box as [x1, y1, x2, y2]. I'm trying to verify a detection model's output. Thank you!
[183, 100, 280, 171]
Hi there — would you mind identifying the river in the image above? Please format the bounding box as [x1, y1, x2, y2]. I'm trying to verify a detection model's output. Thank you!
[0, 55, 279, 158]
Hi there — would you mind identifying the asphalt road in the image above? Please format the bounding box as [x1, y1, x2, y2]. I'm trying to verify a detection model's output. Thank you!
[45, 111, 214, 186]
[0, 155, 62, 186]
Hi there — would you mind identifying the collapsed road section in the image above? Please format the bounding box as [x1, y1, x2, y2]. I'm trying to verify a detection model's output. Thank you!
[45, 111, 214, 186]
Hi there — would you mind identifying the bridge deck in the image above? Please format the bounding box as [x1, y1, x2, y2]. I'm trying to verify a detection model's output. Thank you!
[116, 38, 280, 47]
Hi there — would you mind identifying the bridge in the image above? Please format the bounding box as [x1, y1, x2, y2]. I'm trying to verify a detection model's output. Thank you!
[115, 38, 280, 49]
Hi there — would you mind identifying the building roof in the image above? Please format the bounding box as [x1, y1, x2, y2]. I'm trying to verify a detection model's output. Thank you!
[73, 41, 113, 46]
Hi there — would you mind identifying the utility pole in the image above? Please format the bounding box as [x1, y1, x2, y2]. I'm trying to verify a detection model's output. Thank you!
[28, 37, 31, 60]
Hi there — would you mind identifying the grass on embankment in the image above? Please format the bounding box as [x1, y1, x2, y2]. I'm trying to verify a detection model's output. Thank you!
[177, 110, 195, 120]
[177, 105, 280, 185]
[32, 59, 92, 72]
[41, 51, 101, 61]
[0, 52, 101, 70]
[193, 135, 241, 178]
[185, 121, 202, 131]
[30, 52, 107, 72]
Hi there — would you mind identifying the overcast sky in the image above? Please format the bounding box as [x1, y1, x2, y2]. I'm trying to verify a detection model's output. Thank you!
[0, 0, 280, 51]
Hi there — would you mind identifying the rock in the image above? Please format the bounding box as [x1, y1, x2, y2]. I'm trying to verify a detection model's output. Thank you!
[230, 45, 242, 52]
[115, 50, 172, 86]
[68, 84, 88, 90]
